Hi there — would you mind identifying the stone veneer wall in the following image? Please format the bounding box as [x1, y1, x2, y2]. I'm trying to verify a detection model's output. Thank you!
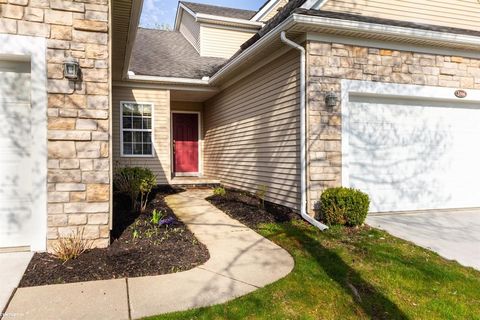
[306, 41, 480, 213]
[1, 0, 111, 250]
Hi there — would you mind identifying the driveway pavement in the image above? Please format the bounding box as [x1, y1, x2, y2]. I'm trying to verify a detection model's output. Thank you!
[367, 209, 480, 270]
[0, 252, 32, 314]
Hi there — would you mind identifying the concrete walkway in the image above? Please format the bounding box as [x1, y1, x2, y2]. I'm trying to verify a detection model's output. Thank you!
[0, 252, 32, 314]
[367, 209, 480, 270]
[5, 190, 294, 319]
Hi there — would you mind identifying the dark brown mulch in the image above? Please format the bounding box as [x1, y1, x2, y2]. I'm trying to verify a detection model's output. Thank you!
[207, 189, 299, 230]
[19, 187, 209, 287]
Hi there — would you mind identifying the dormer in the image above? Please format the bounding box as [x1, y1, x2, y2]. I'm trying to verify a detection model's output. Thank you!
[174, 1, 263, 59]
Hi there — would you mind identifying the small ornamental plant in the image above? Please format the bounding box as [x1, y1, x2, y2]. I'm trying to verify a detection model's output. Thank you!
[53, 229, 92, 263]
[320, 187, 370, 227]
[213, 186, 226, 197]
[159, 216, 176, 227]
[150, 209, 164, 225]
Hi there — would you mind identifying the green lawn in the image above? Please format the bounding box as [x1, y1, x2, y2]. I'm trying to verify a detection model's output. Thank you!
[148, 219, 480, 320]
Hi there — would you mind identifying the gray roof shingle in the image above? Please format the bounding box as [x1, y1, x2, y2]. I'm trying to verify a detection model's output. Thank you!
[130, 28, 227, 79]
[180, 1, 257, 20]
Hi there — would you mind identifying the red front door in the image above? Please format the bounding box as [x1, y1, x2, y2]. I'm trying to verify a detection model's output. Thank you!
[173, 113, 199, 173]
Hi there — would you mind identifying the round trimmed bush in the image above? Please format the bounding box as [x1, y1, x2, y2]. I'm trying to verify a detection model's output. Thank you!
[320, 187, 370, 227]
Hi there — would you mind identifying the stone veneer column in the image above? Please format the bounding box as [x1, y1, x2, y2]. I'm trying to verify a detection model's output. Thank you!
[306, 41, 480, 215]
[1, 0, 111, 250]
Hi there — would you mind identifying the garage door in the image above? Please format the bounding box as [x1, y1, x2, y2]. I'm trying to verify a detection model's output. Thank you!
[344, 87, 480, 213]
[0, 60, 33, 249]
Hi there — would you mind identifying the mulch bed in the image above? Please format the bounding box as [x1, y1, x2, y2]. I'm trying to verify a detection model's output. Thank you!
[20, 187, 209, 287]
[207, 188, 299, 230]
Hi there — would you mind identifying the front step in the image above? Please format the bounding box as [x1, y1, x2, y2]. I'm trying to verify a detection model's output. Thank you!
[169, 177, 221, 189]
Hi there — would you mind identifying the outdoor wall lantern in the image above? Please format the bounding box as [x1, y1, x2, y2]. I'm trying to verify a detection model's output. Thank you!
[64, 58, 80, 80]
[325, 90, 338, 108]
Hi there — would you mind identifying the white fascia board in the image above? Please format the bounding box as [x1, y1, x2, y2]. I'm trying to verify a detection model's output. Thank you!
[175, 3, 197, 30]
[127, 74, 211, 86]
[122, 0, 144, 79]
[301, 0, 328, 10]
[210, 13, 480, 85]
[251, 0, 281, 22]
[196, 13, 264, 28]
[293, 14, 480, 48]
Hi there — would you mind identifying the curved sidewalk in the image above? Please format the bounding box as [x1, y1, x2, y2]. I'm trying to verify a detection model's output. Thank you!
[6, 189, 294, 320]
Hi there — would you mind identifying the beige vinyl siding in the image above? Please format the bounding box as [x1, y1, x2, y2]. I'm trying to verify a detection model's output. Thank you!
[204, 50, 301, 210]
[200, 25, 256, 59]
[113, 86, 171, 184]
[261, 0, 288, 22]
[171, 101, 203, 112]
[322, 0, 480, 31]
[179, 10, 200, 52]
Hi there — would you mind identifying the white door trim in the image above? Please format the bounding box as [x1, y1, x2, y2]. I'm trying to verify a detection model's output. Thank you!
[0, 34, 47, 252]
[170, 111, 202, 177]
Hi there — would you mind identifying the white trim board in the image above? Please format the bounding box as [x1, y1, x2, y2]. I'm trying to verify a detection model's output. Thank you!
[175, 2, 262, 31]
[0, 34, 47, 252]
[341, 80, 480, 188]
[251, 0, 282, 22]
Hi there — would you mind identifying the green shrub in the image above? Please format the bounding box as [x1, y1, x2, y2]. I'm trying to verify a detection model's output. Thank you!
[114, 167, 157, 212]
[320, 187, 370, 226]
[213, 186, 226, 197]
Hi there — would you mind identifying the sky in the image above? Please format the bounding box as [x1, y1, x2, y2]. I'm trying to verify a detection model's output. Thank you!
[140, 0, 265, 29]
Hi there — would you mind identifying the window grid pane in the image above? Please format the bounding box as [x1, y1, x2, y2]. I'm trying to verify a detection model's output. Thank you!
[122, 102, 153, 156]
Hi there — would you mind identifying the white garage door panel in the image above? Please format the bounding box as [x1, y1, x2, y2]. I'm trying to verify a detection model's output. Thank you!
[0, 61, 32, 249]
[346, 100, 480, 212]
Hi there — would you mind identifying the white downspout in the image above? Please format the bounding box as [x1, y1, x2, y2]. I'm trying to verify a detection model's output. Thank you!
[281, 31, 329, 231]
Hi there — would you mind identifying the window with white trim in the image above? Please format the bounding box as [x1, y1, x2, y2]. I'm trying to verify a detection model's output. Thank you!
[121, 102, 153, 156]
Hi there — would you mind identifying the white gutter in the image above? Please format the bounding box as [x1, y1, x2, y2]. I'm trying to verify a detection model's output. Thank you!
[127, 74, 211, 86]
[293, 14, 480, 47]
[280, 31, 328, 231]
[210, 13, 480, 84]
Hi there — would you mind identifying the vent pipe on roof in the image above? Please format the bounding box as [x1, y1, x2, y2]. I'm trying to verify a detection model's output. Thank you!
[280, 31, 328, 231]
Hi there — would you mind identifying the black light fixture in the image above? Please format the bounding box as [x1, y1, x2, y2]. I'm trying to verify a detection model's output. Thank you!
[64, 58, 80, 80]
[325, 89, 338, 108]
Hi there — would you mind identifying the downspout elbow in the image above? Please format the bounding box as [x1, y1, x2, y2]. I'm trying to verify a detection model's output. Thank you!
[280, 31, 328, 231]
